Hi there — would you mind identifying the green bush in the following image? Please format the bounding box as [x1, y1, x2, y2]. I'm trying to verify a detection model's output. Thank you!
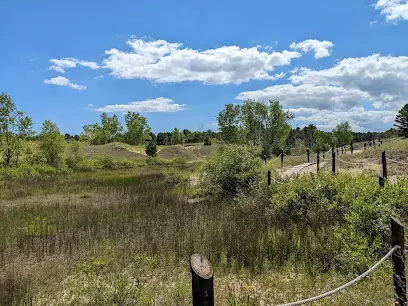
[145, 140, 157, 157]
[201, 144, 263, 196]
[65, 141, 85, 170]
[204, 137, 212, 146]
[268, 173, 392, 273]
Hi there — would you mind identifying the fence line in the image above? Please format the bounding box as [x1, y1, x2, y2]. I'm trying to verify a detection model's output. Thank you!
[271, 246, 400, 306]
[191, 218, 406, 305]
[387, 158, 408, 166]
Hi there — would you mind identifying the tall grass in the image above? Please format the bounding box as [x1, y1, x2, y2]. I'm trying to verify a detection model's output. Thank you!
[0, 166, 404, 305]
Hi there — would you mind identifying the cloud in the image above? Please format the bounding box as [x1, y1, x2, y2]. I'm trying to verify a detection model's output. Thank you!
[374, 0, 408, 22]
[290, 39, 334, 59]
[237, 53, 408, 131]
[94, 97, 185, 113]
[237, 84, 369, 110]
[290, 107, 397, 132]
[289, 54, 408, 110]
[102, 38, 301, 84]
[49, 58, 100, 73]
[43, 76, 87, 90]
[93, 75, 104, 79]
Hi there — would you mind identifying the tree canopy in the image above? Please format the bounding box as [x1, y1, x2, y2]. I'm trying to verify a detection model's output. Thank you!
[395, 104, 408, 138]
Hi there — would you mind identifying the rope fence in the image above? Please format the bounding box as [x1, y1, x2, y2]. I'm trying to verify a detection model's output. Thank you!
[191, 217, 407, 306]
[271, 245, 400, 306]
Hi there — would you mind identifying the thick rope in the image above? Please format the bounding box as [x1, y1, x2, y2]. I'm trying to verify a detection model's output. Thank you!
[319, 154, 332, 161]
[286, 152, 309, 158]
[270, 153, 282, 162]
[335, 158, 370, 166]
[387, 158, 408, 166]
[270, 245, 400, 306]
[270, 176, 290, 185]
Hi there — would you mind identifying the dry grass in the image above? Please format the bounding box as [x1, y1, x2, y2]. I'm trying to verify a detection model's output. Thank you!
[1, 141, 405, 305]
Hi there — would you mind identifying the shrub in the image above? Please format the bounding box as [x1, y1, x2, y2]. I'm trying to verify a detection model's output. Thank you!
[201, 144, 263, 196]
[173, 156, 187, 165]
[65, 141, 85, 170]
[204, 137, 212, 146]
[268, 173, 392, 273]
[145, 140, 157, 157]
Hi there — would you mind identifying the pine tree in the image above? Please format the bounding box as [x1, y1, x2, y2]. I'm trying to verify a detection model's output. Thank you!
[145, 140, 157, 157]
[395, 104, 408, 138]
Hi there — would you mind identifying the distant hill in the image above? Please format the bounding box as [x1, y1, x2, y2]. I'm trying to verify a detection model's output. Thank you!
[86, 142, 219, 161]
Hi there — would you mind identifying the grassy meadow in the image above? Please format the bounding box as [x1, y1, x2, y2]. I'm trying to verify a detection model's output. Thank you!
[1, 139, 408, 305]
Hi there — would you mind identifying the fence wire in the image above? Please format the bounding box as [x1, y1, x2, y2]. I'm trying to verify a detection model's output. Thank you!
[270, 245, 400, 306]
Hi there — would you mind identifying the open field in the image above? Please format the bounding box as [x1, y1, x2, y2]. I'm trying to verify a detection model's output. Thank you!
[1, 139, 408, 305]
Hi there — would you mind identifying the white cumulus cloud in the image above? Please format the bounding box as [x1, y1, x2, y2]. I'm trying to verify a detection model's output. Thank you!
[289, 54, 408, 110]
[237, 53, 408, 131]
[43, 76, 87, 90]
[94, 97, 185, 113]
[290, 39, 334, 59]
[102, 38, 301, 84]
[49, 58, 100, 73]
[374, 0, 408, 22]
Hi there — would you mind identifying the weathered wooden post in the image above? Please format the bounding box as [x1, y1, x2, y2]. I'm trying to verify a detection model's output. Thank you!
[281, 151, 284, 171]
[351, 141, 354, 154]
[191, 254, 214, 306]
[322, 149, 325, 159]
[391, 217, 407, 305]
[267, 170, 271, 187]
[307, 149, 310, 163]
[317, 153, 320, 172]
[332, 151, 336, 175]
[364, 143, 367, 150]
[341, 146, 344, 155]
[382, 151, 387, 180]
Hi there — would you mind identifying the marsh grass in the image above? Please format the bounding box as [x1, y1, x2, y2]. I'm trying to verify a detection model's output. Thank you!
[0, 164, 402, 305]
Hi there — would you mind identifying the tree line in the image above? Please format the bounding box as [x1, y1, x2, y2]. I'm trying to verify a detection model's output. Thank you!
[1, 91, 406, 170]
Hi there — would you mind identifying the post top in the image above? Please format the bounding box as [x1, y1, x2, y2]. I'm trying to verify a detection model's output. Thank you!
[191, 254, 213, 279]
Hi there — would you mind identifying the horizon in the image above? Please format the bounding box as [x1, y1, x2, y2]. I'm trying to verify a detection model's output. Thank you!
[2, 0, 408, 134]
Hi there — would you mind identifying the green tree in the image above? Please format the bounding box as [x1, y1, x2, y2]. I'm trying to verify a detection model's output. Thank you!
[302, 124, 317, 148]
[39, 120, 66, 168]
[332, 122, 353, 146]
[240, 99, 293, 156]
[124, 112, 151, 145]
[395, 104, 408, 138]
[217, 104, 241, 143]
[313, 130, 331, 152]
[82, 123, 105, 145]
[145, 139, 157, 157]
[0, 93, 34, 166]
[171, 128, 183, 145]
[101, 112, 123, 142]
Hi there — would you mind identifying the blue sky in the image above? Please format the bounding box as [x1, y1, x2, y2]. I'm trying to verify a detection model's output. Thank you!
[2, 0, 408, 134]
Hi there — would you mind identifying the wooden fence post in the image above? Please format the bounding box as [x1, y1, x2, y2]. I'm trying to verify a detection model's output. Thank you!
[351, 141, 354, 154]
[332, 151, 336, 175]
[322, 149, 325, 159]
[281, 152, 284, 171]
[382, 151, 387, 180]
[317, 153, 320, 172]
[307, 149, 310, 163]
[391, 217, 407, 305]
[267, 170, 271, 187]
[191, 254, 214, 306]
